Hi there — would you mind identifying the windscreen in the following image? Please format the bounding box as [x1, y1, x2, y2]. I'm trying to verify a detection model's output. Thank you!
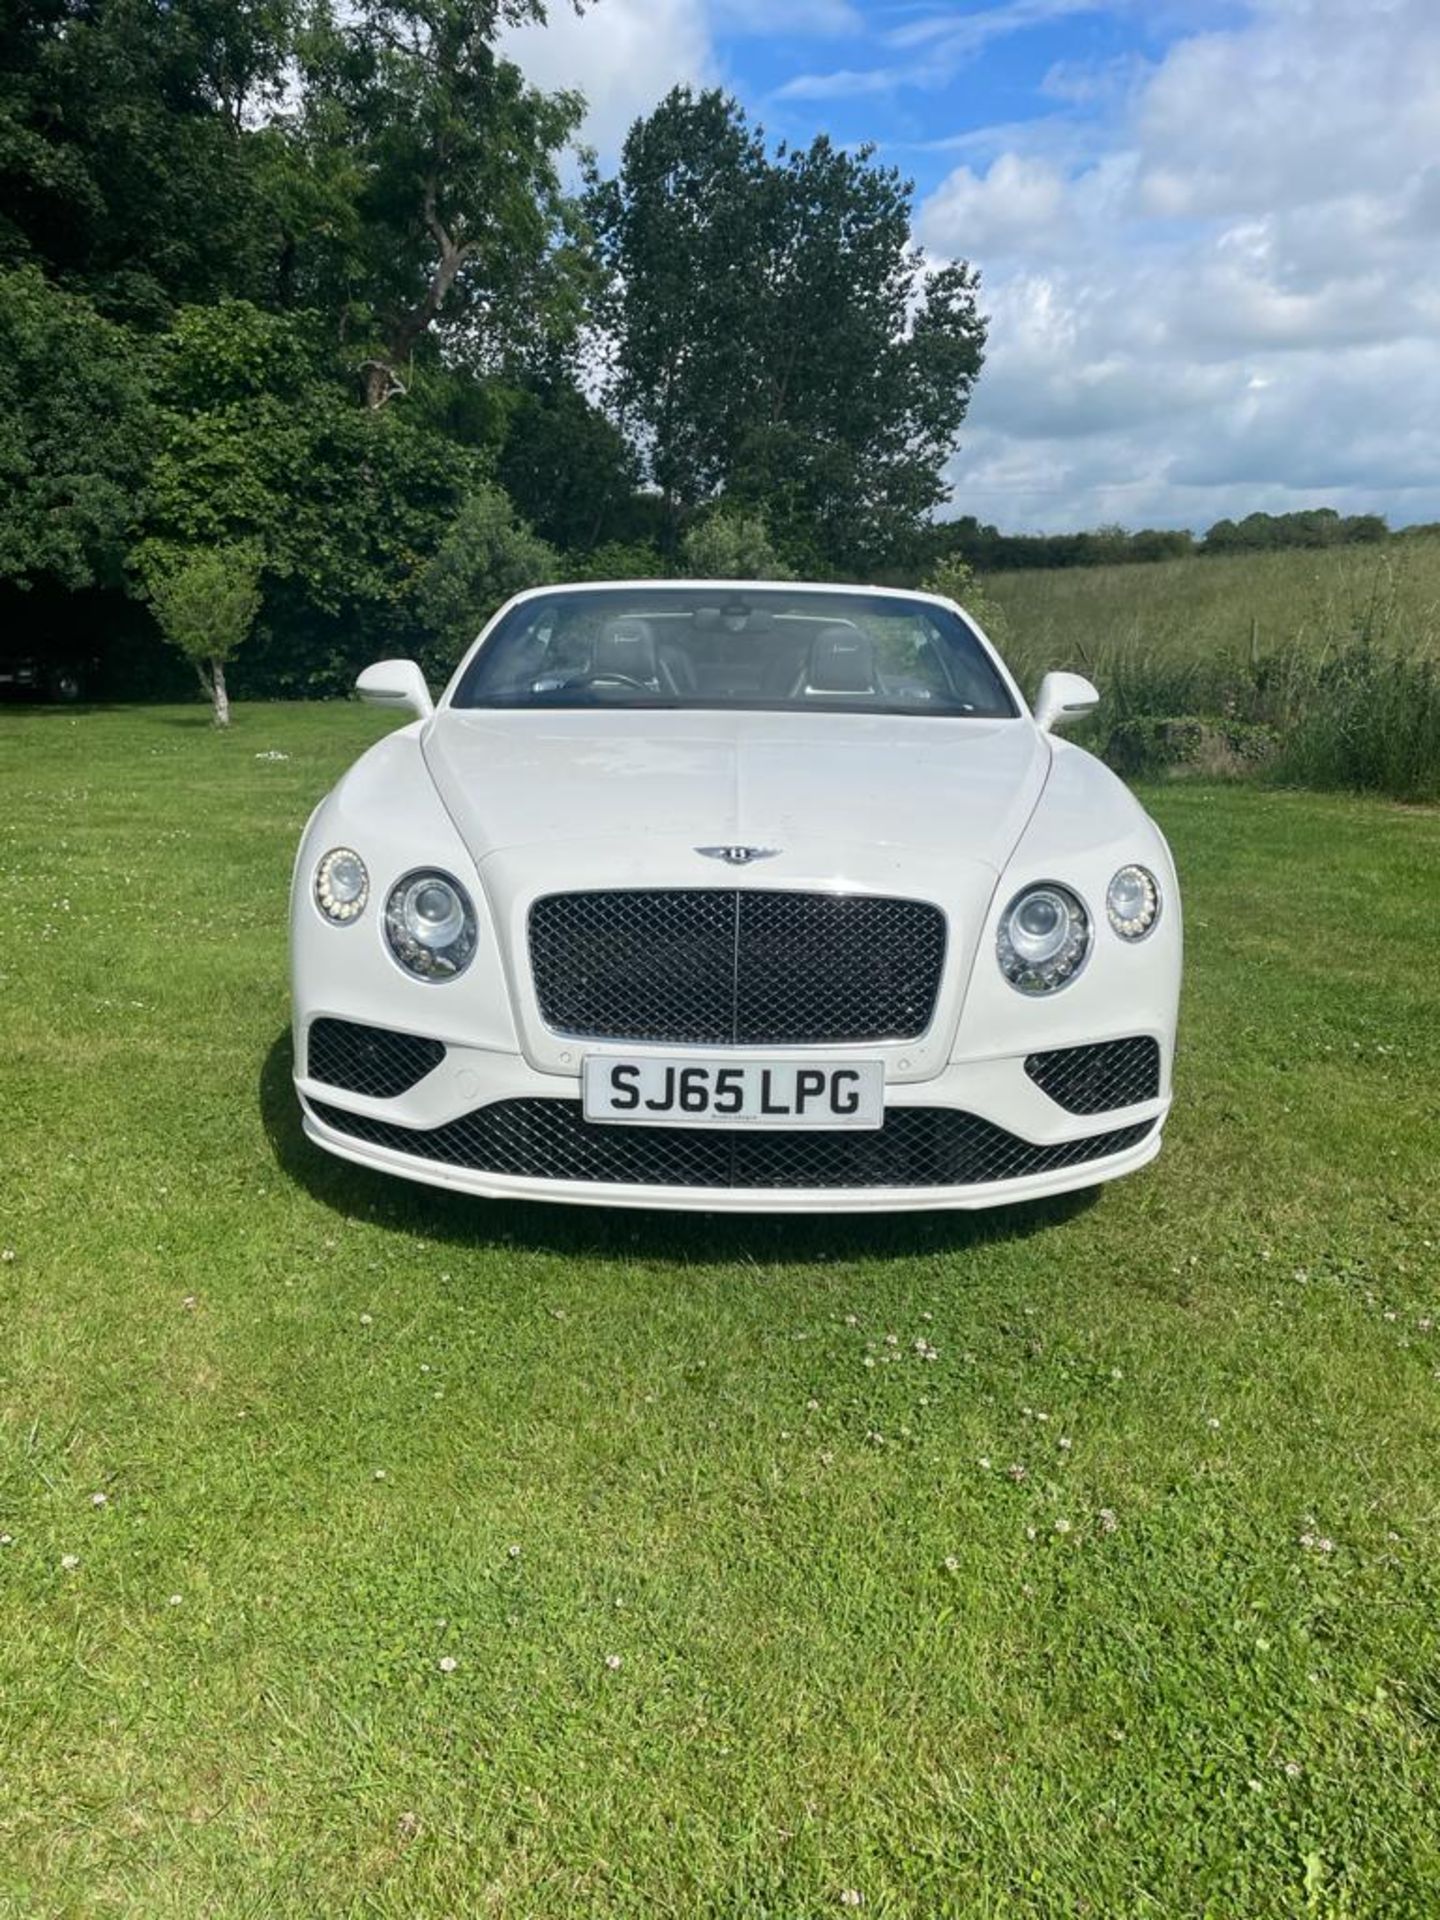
[450, 588, 1017, 719]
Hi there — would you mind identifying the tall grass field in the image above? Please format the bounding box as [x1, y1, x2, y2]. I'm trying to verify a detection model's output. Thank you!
[986, 534, 1440, 800]
[1, 697, 1438, 1918]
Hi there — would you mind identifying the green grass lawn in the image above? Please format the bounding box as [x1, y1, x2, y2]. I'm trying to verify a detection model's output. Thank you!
[2, 702, 1438, 1919]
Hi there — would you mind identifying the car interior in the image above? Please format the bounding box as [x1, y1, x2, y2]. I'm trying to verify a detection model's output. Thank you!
[454, 596, 1016, 717]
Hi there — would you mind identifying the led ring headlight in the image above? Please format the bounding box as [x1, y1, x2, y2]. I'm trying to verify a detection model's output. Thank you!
[1107, 864, 1161, 940]
[314, 847, 369, 923]
[384, 869, 477, 980]
[997, 882, 1090, 994]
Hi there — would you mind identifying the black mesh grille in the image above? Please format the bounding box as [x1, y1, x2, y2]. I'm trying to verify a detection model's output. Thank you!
[306, 1019, 446, 1099]
[1025, 1037, 1161, 1115]
[528, 891, 947, 1045]
[309, 1097, 1152, 1191]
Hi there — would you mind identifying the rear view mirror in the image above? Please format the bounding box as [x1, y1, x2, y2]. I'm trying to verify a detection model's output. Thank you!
[356, 659, 434, 720]
[1033, 670, 1100, 733]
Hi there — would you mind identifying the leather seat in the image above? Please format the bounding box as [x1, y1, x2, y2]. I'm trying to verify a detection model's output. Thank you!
[806, 625, 876, 695]
[657, 637, 699, 695]
[592, 619, 660, 686]
[759, 633, 808, 699]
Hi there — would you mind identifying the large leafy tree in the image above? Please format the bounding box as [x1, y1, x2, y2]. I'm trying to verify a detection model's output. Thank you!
[495, 368, 638, 550]
[590, 88, 987, 573]
[289, 0, 589, 406]
[140, 301, 480, 691]
[0, 0, 591, 375]
[0, 268, 156, 590]
[0, 0, 297, 320]
[587, 90, 767, 522]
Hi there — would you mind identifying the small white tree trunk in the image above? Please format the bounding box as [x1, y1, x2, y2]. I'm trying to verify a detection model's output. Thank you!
[211, 657, 231, 728]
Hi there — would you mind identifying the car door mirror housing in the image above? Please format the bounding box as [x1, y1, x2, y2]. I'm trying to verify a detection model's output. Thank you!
[356, 659, 434, 719]
[1033, 670, 1100, 733]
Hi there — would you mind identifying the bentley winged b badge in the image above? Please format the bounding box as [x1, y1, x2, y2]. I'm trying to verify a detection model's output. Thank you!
[695, 845, 781, 867]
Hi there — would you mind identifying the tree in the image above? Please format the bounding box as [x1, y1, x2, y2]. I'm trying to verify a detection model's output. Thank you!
[587, 89, 768, 527]
[562, 539, 666, 582]
[921, 554, 1006, 641]
[144, 544, 263, 725]
[496, 372, 639, 551]
[0, 269, 157, 592]
[911, 516, 1195, 574]
[141, 301, 481, 691]
[291, 0, 589, 408]
[0, 0, 298, 321]
[415, 483, 557, 673]
[590, 88, 987, 573]
[1201, 510, 1392, 556]
[0, 0, 602, 695]
[681, 509, 792, 580]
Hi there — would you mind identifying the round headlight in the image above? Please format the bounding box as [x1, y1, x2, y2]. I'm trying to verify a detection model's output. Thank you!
[384, 870, 477, 980]
[1107, 864, 1161, 940]
[997, 883, 1090, 994]
[314, 847, 369, 923]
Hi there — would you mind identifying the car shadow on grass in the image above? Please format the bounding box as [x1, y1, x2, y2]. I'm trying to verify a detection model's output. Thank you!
[259, 1030, 1098, 1264]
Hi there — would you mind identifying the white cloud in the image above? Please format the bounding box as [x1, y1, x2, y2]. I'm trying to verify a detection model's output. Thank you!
[777, 65, 912, 100]
[1132, 0, 1440, 221]
[918, 0, 1440, 529]
[920, 154, 1073, 254]
[1039, 52, 1149, 107]
[505, 0, 714, 162]
[510, 0, 862, 152]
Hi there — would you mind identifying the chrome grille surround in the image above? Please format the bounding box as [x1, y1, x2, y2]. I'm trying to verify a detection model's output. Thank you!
[527, 889, 948, 1046]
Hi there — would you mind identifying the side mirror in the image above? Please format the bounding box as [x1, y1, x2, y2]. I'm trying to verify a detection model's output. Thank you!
[356, 659, 434, 720]
[1033, 670, 1100, 733]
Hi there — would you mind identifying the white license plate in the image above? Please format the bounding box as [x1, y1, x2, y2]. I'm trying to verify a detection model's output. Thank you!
[582, 1056, 885, 1129]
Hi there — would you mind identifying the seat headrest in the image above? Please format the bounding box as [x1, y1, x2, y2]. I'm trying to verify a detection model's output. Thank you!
[806, 624, 875, 694]
[593, 618, 658, 682]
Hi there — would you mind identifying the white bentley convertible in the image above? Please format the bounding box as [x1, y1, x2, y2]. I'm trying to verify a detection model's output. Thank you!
[291, 582, 1180, 1212]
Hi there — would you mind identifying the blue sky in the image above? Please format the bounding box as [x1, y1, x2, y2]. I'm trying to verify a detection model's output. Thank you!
[719, 1, 1215, 196]
[511, 0, 1440, 534]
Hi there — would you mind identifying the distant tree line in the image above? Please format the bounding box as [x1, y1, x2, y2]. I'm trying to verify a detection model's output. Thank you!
[911, 508, 1397, 575]
[0, 0, 987, 700]
[912, 519, 1194, 574]
[1199, 508, 1389, 554]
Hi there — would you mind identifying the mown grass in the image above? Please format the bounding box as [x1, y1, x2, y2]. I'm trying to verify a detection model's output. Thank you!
[2, 702, 1439, 1919]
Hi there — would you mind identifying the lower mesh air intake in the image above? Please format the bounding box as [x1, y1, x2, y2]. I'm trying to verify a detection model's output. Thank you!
[1024, 1037, 1161, 1115]
[306, 1019, 446, 1099]
[309, 1097, 1153, 1190]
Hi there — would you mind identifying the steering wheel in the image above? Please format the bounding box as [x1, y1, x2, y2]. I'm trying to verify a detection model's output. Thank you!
[538, 670, 656, 693]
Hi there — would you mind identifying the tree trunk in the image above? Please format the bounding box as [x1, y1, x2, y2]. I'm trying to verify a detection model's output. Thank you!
[362, 359, 404, 410]
[366, 182, 471, 410]
[210, 657, 231, 728]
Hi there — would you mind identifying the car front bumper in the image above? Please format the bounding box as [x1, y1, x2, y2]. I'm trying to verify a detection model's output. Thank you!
[294, 1033, 1169, 1213]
